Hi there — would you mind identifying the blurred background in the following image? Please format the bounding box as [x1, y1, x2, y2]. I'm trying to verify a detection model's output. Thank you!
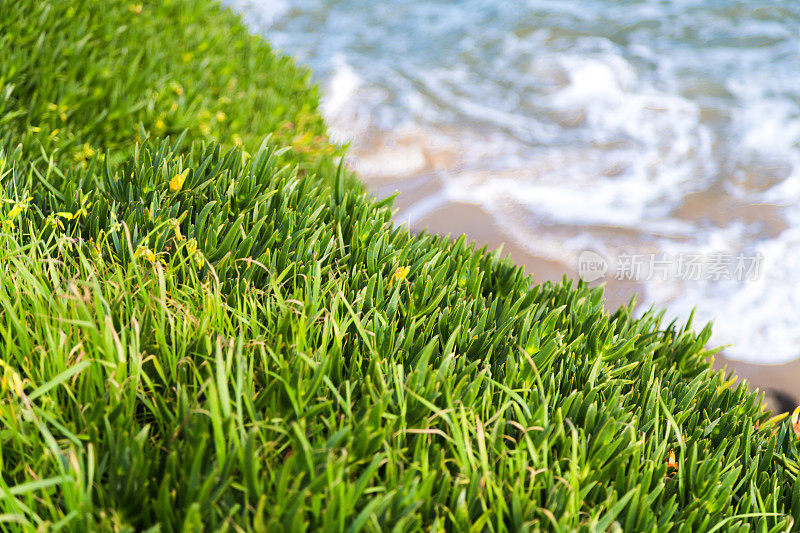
[226, 1, 800, 383]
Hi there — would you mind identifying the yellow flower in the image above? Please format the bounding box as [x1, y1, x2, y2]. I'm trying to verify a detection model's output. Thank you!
[129, 4, 143, 14]
[170, 101, 179, 111]
[182, 52, 193, 63]
[186, 239, 205, 267]
[45, 214, 65, 231]
[388, 266, 410, 286]
[48, 103, 69, 121]
[135, 245, 157, 263]
[0, 363, 24, 397]
[232, 134, 243, 146]
[198, 122, 210, 135]
[666, 449, 679, 475]
[170, 81, 184, 96]
[155, 118, 165, 131]
[171, 219, 184, 241]
[3, 196, 33, 230]
[10, 197, 32, 218]
[169, 168, 190, 192]
[215, 111, 226, 122]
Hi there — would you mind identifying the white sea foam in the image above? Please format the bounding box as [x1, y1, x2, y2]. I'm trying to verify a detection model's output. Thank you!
[322, 57, 359, 121]
[438, 49, 715, 227]
[319, 56, 370, 144]
[651, 223, 800, 363]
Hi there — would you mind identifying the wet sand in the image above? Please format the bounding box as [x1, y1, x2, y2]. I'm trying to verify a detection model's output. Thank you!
[713, 355, 800, 415]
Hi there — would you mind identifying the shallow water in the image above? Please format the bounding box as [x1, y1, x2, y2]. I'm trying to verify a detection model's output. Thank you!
[228, 0, 800, 364]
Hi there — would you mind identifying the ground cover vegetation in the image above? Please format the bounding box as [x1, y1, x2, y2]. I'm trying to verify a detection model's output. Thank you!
[1, 0, 799, 531]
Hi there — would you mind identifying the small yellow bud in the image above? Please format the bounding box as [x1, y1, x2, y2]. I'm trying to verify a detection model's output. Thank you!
[135, 245, 157, 263]
[172, 220, 184, 241]
[388, 266, 410, 286]
[169, 168, 190, 192]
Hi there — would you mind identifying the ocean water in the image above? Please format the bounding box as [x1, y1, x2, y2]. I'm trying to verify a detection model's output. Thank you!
[227, 0, 800, 364]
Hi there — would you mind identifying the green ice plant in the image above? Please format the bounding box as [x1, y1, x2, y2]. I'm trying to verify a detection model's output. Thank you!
[0, 0, 337, 170]
[1, 133, 799, 530]
[0, 0, 799, 531]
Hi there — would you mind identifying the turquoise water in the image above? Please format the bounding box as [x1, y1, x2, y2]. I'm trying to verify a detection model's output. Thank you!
[230, 0, 800, 363]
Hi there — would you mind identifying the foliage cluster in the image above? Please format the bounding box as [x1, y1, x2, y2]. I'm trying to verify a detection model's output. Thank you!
[1, 0, 798, 531]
